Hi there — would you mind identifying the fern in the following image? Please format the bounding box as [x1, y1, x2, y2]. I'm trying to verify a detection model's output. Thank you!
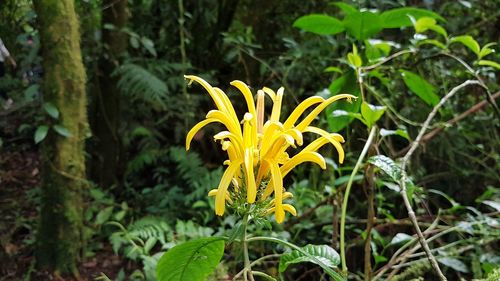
[114, 63, 168, 110]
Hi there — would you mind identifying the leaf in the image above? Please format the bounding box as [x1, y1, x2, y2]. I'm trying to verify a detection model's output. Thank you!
[347, 44, 362, 67]
[389, 233, 413, 245]
[156, 237, 225, 281]
[293, 14, 345, 35]
[279, 244, 340, 273]
[400, 70, 439, 106]
[414, 17, 448, 37]
[343, 11, 383, 41]
[478, 60, 500, 70]
[360, 102, 386, 128]
[141, 37, 157, 56]
[380, 8, 445, 28]
[325, 71, 361, 132]
[96, 206, 114, 225]
[367, 155, 403, 183]
[478, 42, 496, 59]
[52, 125, 72, 137]
[324, 66, 343, 73]
[438, 257, 469, 273]
[380, 128, 410, 140]
[43, 102, 59, 119]
[450, 35, 480, 56]
[34, 125, 49, 144]
[417, 39, 447, 49]
[331, 2, 357, 15]
[482, 200, 500, 212]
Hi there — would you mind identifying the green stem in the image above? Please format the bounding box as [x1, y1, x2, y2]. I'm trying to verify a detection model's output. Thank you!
[339, 126, 377, 274]
[242, 213, 254, 281]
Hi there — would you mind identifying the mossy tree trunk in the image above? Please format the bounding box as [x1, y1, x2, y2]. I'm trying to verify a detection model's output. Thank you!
[90, 0, 129, 188]
[34, 0, 88, 275]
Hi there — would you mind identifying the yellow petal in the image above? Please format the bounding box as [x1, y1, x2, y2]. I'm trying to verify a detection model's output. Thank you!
[208, 189, 218, 197]
[304, 126, 345, 164]
[268, 160, 285, 223]
[206, 110, 243, 139]
[283, 204, 297, 216]
[213, 131, 244, 156]
[296, 94, 357, 131]
[230, 80, 256, 118]
[214, 87, 241, 135]
[283, 96, 324, 129]
[186, 118, 217, 150]
[270, 87, 284, 123]
[185, 75, 228, 113]
[244, 148, 257, 203]
[242, 113, 254, 148]
[284, 128, 303, 146]
[215, 161, 242, 216]
[256, 90, 265, 134]
[280, 151, 327, 177]
[262, 86, 276, 100]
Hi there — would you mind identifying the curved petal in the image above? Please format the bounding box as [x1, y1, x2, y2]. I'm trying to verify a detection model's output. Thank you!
[185, 75, 228, 112]
[214, 87, 241, 135]
[230, 80, 256, 118]
[215, 160, 242, 216]
[281, 151, 327, 178]
[262, 86, 276, 100]
[304, 126, 345, 164]
[283, 96, 324, 129]
[268, 160, 285, 223]
[214, 131, 244, 156]
[270, 87, 284, 123]
[186, 118, 217, 150]
[296, 94, 356, 131]
[206, 110, 242, 138]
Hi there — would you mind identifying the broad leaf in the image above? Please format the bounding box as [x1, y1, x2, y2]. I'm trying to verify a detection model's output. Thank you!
[368, 155, 403, 183]
[478, 60, 500, 70]
[380, 128, 410, 141]
[34, 125, 49, 144]
[414, 17, 447, 37]
[438, 257, 469, 273]
[331, 2, 357, 15]
[450, 35, 480, 56]
[389, 233, 413, 245]
[325, 71, 361, 132]
[279, 244, 340, 273]
[360, 102, 386, 128]
[157, 237, 225, 281]
[43, 102, 59, 119]
[53, 125, 72, 137]
[381, 8, 445, 28]
[400, 70, 439, 106]
[293, 14, 345, 35]
[343, 11, 383, 41]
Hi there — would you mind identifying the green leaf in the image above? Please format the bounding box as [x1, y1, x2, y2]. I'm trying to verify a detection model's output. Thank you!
[414, 17, 448, 37]
[347, 44, 362, 67]
[367, 155, 403, 183]
[438, 257, 469, 273]
[293, 14, 345, 35]
[325, 71, 361, 132]
[360, 102, 386, 128]
[157, 237, 225, 281]
[380, 128, 410, 140]
[331, 2, 357, 15]
[141, 37, 157, 56]
[400, 70, 439, 106]
[478, 60, 500, 70]
[52, 125, 72, 137]
[34, 125, 49, 144]
[380, 8, 445, 28]
[279, 244, 340, 273]
[450, 35, 480, 56]
[478, 42, 497, 59]
[96, 206, 114, 225]
[343, 11, 383, 41]
[417, 39, 447, 49]
[389, 233, 413, 245]
[43, 102, 59, 119]
[324, 66, 343, 73]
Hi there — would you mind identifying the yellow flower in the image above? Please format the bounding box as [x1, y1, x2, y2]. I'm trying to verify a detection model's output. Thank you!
[185, 75, 355, 223]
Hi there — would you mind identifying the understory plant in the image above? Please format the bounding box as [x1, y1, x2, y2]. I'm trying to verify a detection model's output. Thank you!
[156, 75, 356, 280]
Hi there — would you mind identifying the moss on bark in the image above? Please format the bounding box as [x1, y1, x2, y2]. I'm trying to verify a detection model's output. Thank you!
[34, 0, 89, 275]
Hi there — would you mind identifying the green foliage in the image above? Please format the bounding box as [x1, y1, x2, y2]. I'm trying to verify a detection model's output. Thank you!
[279, 244, 340, 273]
[156, 237, 225, 281]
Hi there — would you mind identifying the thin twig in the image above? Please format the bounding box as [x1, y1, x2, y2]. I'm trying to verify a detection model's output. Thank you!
[398, 80, 483, 281]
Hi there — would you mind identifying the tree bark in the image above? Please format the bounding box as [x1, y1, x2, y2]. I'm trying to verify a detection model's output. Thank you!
[91, 0, 129, 188]
[34, 0, 88, 275]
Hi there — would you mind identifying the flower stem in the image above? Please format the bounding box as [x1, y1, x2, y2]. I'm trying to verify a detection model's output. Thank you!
[242, 213, 255, 281]
[340, 126, 377, 274]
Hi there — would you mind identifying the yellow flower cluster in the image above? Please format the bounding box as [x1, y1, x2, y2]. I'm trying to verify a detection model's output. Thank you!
[185, 75, 355, 223]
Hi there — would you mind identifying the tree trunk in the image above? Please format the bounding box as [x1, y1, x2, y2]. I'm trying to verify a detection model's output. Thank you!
[34, 0, 88, 275]
[90, 0, 129, 188]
